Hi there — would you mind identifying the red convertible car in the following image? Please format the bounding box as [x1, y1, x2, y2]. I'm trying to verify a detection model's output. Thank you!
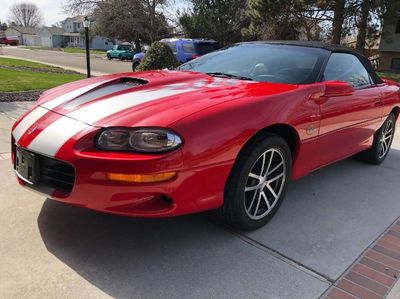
[11, 41, 400, 230]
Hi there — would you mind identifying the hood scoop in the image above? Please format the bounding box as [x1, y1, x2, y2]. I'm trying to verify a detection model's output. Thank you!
[63, 77, 147, 111]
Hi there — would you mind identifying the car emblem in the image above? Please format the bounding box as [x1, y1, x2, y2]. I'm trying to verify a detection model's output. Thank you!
[306, 126, 315, 135]
[28, 124, 38, 135]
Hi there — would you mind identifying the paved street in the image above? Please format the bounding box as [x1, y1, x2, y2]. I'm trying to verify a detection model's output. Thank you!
[0, 46, 131, 74]
[1, 101, 400, 298]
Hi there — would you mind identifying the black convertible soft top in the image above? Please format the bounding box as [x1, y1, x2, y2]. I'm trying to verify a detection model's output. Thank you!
[241, 41, 383, 84]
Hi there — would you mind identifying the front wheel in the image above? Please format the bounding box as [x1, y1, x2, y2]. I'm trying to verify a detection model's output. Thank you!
[119, 54, 124, 61]
[222, 135, 291, 230]
[359, 114, 396, 164]
[107, 53, 111, 60]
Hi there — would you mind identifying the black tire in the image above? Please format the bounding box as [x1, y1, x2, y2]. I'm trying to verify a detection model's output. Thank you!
[132, 61, 139, 72]
[222, 134, 292, 230]
[107, 53, 111, 60]
[359, 113, 396, 164]
[119, 54, 124, 61]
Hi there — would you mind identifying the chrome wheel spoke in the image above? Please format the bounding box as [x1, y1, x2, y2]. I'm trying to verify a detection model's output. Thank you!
[253, 192, 262, 217]
[266, 183, 278, 200]
[265, 150, 274, 174]
[245, 185, 259, 192]
[249, 172, 261, 180]
[267, 161, 284, 176]
[246, 189, 259, 214]
[268, 172, 284, 183]
[259, 153, 266, 177]
[261, 191, 270, 209]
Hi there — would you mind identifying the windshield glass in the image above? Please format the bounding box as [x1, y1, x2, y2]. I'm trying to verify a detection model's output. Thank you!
[178, 43, 327, 84]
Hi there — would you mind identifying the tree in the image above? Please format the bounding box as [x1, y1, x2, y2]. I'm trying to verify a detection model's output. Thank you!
[0, 20, 7, 31]
[9, 2, 42, 27]
[136, 41, 179, 70]
[65, 0, 170, 48]
[242, 0, 307, 40]
[178, 0, 248, 46]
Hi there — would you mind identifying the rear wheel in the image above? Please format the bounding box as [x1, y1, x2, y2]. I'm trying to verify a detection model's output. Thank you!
[360, 114, 395, 164]
[222, 135, 291, 230]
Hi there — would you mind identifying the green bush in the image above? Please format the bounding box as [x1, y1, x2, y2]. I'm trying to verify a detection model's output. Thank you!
[136, 41, 179, 71]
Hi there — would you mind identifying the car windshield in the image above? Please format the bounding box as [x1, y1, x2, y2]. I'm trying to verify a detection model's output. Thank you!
[178, 43, 327, 84]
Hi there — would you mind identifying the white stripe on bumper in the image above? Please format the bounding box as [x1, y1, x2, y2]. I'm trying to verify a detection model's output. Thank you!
[27, 117, 90, 156]
[12, 106, 49, 142]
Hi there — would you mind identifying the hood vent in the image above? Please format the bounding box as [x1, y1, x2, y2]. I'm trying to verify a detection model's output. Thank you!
[63, 77, 147, 110]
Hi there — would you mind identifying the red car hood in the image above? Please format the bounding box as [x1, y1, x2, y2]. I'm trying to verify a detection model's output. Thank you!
[37, 70, 299, 128]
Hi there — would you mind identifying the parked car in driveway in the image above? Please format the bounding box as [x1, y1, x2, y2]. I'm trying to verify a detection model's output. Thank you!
[0, 37, 18, 46]
[12, 41, 400, 230]
[132, 38, 219, 71]
[107, 44, 135, 61]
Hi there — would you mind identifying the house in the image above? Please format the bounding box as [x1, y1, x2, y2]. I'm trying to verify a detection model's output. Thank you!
[4, 26, 40, 46]
[61, 16, 114, 50]
[38, 26, 65, 48]
[379, 13, 400, 72]
[61, 16, 85, 48]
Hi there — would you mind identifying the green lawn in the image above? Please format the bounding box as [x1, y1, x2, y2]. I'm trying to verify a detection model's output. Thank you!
[0, 57, 85, 92]
[378, 72, 400, 82]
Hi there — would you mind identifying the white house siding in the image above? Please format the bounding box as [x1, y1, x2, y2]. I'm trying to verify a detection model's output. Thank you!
[4, 28, 22, 44]
[91, 35, 114, 50]
[23, 34, 40, 46]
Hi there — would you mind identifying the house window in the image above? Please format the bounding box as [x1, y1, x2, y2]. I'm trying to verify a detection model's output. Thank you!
[391, 58, 400, 71]
[396, 18, 400, 34]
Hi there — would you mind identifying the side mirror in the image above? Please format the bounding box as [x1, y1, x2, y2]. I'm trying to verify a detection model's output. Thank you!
[323, 81, 354, 97]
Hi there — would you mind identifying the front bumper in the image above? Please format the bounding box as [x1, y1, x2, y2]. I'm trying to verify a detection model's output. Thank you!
[12, 142, 231, 217]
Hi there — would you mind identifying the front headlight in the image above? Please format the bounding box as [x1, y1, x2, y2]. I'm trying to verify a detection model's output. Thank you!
[96, 128, 183, 153]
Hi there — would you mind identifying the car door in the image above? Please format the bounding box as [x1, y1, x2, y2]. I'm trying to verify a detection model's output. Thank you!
[181, 42, 196, 63]
[111, 45, 118, 58]
[317, 52, 383, 165]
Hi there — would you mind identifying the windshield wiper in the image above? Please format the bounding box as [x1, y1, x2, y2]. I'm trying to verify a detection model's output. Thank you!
[206, 72, 253, 81]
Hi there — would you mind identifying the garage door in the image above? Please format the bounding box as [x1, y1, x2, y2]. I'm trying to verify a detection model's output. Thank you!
[41, 37, 52, 47]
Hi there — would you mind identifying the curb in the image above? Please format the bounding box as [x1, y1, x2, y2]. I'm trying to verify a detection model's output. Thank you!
[323, 218, 400, 299]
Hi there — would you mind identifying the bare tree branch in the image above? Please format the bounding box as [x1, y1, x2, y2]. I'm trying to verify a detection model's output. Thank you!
[9, 2, 42, 27]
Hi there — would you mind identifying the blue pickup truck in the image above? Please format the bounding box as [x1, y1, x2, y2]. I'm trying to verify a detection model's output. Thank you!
[132, 38, 219, 71]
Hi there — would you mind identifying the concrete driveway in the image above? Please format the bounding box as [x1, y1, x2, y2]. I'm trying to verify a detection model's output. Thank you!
[1, 101, 400, 298]
[0, 46, 131, 74]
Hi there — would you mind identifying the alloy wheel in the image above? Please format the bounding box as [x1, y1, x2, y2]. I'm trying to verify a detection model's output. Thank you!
[244, 148, 286, 220]
[378, 119, 394, 159]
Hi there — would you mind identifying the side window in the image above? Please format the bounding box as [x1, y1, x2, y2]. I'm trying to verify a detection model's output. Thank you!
[117, 46, 122, 50]
[165, 42, 177, 54]
[182, 42, 195, 53]
[323, 53, 372, 88]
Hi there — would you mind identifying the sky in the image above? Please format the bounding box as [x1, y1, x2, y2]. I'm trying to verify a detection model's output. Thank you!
[0, 0, 189, 27]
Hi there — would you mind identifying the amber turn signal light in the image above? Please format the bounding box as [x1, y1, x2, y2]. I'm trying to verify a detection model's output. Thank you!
[106, 172, 177, 183]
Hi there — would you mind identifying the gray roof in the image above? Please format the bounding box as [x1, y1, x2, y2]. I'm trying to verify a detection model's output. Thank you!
[42, 26, 64, 35]
[9, 26, 39, 35]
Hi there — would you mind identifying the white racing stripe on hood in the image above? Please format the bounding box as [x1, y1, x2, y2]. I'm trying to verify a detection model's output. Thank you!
[27, 117, 90, 156]
[13, 81, 109, 144]
[66, 88, 191, 124]
[27, 87, 192, 156]
[41, 81, 110, 110]
[12, 106, 49, 142]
